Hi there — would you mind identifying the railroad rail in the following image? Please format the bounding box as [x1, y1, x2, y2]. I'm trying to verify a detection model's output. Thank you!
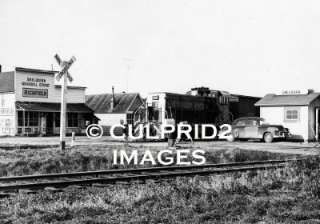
[0, 158, 303, 193]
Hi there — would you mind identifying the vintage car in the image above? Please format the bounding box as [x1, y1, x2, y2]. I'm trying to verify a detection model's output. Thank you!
[228, 117, 290, 143]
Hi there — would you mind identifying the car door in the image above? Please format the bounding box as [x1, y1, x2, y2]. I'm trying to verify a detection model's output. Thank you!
[243, 119, 259, 138]
[233, 120, 245, 138]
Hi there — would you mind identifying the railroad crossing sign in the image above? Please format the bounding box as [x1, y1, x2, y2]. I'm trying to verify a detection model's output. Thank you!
[54, 54, 75, 82]
[54, 54, 76, 150]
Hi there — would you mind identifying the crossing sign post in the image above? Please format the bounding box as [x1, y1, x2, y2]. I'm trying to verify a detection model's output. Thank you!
[54, 54, 76, 150]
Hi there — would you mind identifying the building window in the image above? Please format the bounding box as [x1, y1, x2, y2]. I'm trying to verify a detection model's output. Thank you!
[152, 95, 159, 100]
[28, 112, 39, 126]
[68, 113, 78, 127]
[284, 107, 300, 121]
[18, 111, 23, 126]
[127, 113, 134, 125]
[17, 111, 39, 126]
[55, 112, 60, 127]
[56, 113, 79, 127]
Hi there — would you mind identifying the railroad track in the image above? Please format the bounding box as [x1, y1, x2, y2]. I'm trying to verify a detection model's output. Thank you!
[0, 158, 303, 193]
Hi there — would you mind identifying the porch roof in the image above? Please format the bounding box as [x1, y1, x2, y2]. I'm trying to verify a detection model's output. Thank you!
[16, 102, 93, 113]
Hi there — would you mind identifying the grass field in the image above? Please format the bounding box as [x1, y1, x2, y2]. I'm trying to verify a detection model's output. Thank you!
[0, 144, 294, 176]
[0, 143, 315, 223]
[1, 157, 320, 223]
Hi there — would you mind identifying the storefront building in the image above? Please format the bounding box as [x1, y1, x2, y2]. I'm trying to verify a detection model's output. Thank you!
[0, 67, 96, 136]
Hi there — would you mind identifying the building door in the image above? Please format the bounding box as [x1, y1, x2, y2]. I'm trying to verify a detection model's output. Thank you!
[46, 113, 54, 135]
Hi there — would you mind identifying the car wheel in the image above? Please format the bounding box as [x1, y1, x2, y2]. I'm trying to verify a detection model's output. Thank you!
[263, 132, 273, 143]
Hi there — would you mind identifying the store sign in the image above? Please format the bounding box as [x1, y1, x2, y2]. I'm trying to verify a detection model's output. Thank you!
[22, 77, 50, 88]
[282, 90, 302, 95]
[20, 76, 50, 99]
[22, 88, 48, 98]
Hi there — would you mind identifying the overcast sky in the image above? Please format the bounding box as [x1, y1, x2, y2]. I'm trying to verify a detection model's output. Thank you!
[1, 0, 320, 97]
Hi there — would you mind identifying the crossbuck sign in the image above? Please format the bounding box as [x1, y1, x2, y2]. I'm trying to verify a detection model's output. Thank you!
[54, 54, 76, 150]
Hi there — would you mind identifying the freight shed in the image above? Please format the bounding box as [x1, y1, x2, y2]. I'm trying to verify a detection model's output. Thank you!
[255, 91, 320, 141]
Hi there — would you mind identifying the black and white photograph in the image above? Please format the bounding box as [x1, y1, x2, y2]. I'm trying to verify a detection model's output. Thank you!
[1, 0, 320, 223]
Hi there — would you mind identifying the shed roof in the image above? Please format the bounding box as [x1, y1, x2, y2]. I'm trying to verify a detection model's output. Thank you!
[255, 93, 320, 106]
[0, 72, 15, 93]
[85, 93, 142, 113]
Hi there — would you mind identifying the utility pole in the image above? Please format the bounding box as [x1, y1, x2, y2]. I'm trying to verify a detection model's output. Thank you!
[54, 54, 76, 150]
[60, 72, 67, 150]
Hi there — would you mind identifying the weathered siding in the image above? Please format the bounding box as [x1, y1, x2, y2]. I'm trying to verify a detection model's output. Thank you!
[260, 106, 309, 140]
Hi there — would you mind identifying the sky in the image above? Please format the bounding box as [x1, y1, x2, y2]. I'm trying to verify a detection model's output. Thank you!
[1, 0, 320, 97]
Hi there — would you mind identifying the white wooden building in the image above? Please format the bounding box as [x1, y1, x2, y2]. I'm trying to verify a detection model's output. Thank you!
[255, 90, 320, 141]
[0, 67, 95, 136]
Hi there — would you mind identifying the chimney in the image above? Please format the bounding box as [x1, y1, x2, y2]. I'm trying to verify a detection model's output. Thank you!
[308, 89, 314, 94]
[110, 86, 115, 111]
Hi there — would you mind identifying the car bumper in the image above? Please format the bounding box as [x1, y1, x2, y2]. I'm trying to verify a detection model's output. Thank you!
[274, 131, 291, 138]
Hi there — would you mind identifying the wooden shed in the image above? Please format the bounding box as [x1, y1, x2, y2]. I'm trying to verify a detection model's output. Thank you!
[255, 91, 320, 141]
